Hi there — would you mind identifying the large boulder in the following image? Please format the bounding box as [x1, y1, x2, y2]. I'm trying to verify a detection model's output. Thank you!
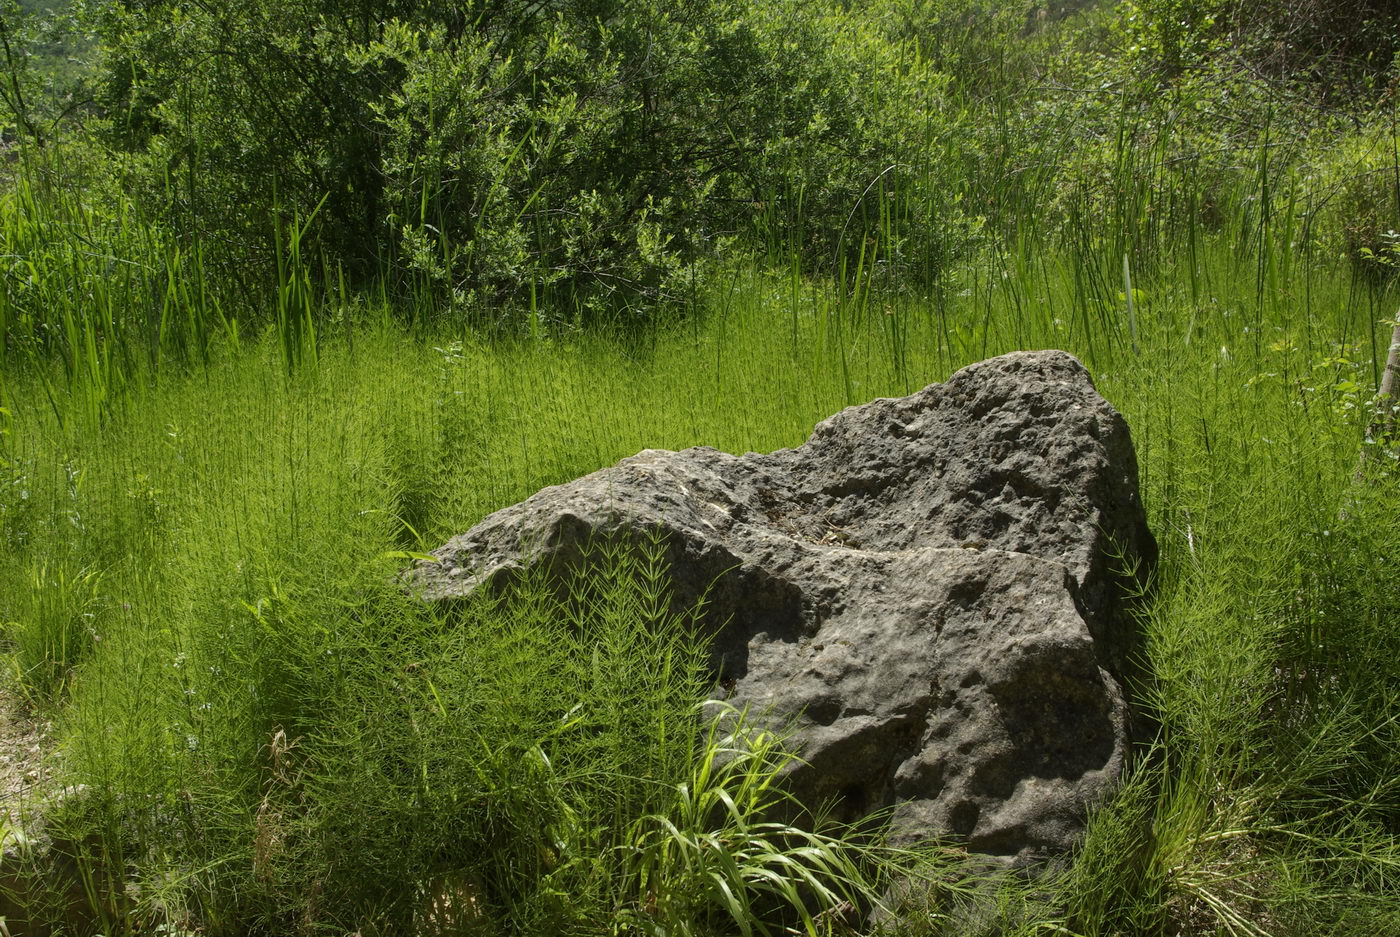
[413, 350, 1156, 861]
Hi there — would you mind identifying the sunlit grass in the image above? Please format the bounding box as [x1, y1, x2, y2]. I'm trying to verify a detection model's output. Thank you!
[2, 221, 1398, 932]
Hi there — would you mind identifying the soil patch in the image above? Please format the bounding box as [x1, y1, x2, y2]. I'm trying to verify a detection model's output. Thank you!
[0, 684, 55, 837]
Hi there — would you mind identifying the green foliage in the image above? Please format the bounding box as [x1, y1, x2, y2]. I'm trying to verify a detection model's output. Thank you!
[4, 203, 1400, 932]
[618, 705, 876, 936]
[1308, 122, 1400, 274]
[1222, 0, 1400, 89]
[1120, 0, 1400, 92]
[28, 529, 895, 934]
[78, 0, 1020, 321]
[5, 2, 1400, 934]
[0, 0, 90, 144]
[0, 146, 239, 419]
[1117, 0, 1227, 79]
[3, 557, 105, 701]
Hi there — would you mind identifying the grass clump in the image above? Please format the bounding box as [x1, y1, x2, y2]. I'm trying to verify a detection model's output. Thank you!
[8, 518, 896, 935]
[2, 243, 1396, 934]
[3, 225, 1400, 932]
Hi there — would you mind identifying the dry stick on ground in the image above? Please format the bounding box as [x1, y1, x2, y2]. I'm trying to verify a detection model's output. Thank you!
[1355, 311, 1400, 482]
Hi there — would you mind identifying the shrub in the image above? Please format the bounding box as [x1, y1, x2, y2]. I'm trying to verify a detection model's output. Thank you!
[1121, 0, 1400, 92]
[82, 0, 1005, 323]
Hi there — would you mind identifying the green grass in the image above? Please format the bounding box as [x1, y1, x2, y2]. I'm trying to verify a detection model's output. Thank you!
[2, 219, 1398, 933]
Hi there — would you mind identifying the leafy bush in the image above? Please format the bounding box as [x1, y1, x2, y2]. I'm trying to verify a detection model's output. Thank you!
[1307, 123, 1400, 273]
[82, 0, 1013, 323]
[1121, 0, 1400, 91]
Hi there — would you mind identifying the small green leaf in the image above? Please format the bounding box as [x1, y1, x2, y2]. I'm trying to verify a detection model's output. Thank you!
[379, 550, 439, 563]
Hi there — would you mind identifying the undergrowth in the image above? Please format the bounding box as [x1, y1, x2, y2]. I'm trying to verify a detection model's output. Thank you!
[1, 1, 1399, 935]
[2, 231, 1398, 933]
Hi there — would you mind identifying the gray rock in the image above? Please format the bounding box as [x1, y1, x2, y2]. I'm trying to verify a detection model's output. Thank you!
[413, 350, 1155, 861]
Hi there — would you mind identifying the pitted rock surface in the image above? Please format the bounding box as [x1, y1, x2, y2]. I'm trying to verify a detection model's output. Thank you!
[414, 350, 1155, 861]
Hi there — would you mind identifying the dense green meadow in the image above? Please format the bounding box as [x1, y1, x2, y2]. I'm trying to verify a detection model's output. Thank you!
[2, 1, 1400, 934]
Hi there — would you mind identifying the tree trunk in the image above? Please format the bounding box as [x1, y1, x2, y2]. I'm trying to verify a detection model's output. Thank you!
[1355, 312, 1400, 481]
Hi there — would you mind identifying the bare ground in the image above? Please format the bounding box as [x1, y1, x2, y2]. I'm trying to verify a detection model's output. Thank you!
[0, 684, 55, 839]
